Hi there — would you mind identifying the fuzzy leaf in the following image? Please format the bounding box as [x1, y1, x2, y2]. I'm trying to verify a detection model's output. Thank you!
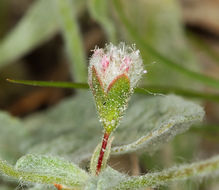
[22, 92, 204, 163]
[0, 154, 89, 188]
[84, 167, 127, 190]
[26, 167, 126, 190]
[15, 154, 89, 181]
[91, 67, 130, 133]
[111, 94, 204, 155]
[91, 66, 106, 116]
[23, 92, 101, 164]
[113, 155, 219, 190]
[97, 167, 127, 189]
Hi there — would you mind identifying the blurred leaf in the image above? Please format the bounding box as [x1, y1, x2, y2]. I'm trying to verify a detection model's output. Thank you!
[21, 92, 203, 162]
[0, 0, 86, 68]
[27, 185, 52, 190]
[0, 112, 27, 163]
[112, 0, 219, 90]
[112, 0, 197, 87]
[0, 185, 14, 190]
[57, 0, 87, 82]
[0, 0, 57, 67]
[113, 155, 219, 190]
[88, 0, 117, 43]
[111, 94, 204, 155]
[22, 92, 101, 164]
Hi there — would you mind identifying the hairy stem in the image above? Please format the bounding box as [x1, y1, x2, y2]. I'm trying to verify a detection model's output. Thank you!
[96, 132, 110, 175]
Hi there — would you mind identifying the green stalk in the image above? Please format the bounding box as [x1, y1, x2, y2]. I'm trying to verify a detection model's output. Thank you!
[7, 78, 219, 102]
[57, 0, 87, 82]
[88, 0, 117, 43]
[6, 78, 89, 89]
[135, 85, 219, 102]
[114, 155, 219, 189]
[112, 0, 219, 90]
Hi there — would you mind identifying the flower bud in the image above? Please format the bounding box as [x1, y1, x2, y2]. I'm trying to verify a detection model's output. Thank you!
[88, 43, 145, 133]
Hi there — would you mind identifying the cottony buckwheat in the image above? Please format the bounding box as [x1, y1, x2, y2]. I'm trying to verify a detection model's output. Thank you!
[88, 43, 146, 133]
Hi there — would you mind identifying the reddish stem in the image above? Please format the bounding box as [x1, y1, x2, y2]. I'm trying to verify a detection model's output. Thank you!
[96, 132, 110, 175]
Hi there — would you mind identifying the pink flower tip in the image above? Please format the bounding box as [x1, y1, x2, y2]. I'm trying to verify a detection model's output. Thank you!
[89, 43, 146, 92]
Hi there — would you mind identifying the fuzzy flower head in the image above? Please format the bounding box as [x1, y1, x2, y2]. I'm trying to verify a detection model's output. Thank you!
[89, 43, 145, 92]
[89, 43, 146, 133]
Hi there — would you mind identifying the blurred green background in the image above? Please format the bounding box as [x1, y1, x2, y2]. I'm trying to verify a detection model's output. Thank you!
[0, 0, 219, 189]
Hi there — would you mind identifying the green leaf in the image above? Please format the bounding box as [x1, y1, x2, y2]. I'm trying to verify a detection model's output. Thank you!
[91, 67, 106, 121]
[22, 92, 204, 163]
[16, 154, 89, 186]
[113, 155, 219, 189]
[91, 66, 130, 133]
[0, 0, 86, 68]
[0, 154, 89, 188]
[56, 0, 87, 82]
